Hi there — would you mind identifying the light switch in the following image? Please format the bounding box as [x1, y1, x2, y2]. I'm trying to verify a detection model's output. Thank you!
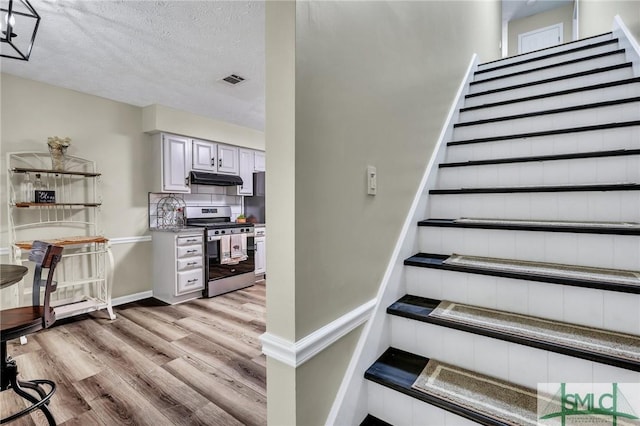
[367, 165, 377, 195]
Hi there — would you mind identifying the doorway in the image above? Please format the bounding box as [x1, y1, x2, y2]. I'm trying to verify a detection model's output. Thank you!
[518, 22, 563, 54]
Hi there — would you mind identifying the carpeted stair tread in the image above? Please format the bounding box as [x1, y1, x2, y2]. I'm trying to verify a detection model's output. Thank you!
[388, 295, 640, 371]
[412, 359, 539, 426]
[365, 347, 531, 426]
[404, 253, 640, 294]
[359, 414, 393, 426]
[418, 218, 640, 235]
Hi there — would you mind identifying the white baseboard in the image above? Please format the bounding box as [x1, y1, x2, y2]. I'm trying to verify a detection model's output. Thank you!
[260, 298, 376, 368]
[111, 290, 153, 307]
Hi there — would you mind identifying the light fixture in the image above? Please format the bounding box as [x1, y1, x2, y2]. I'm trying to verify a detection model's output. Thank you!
[1, 0, 40, 61]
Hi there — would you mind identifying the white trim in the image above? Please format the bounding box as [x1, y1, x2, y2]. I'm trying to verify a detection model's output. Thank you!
[613, 15, 640, 77]
[109, 235, 152, 245]
[518, 22, 563, 55]
[0, 247, 9, 256]
[326, 54, 479, 426]
[260, 298, 376, 368]
[111, 290, 153, 307]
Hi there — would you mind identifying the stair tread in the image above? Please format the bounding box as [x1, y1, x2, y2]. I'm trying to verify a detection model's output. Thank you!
[418, 218, 640, 235]
[478, 32, 613, 68]
[359, 415, 393, 426]
[476, 38, 619, 75]
[429, 182, 640, 194]
[440, 148, 640, 168]
[404, 253, 640, 294]
[389, 295, 640, 371]
[455, 96, 640, 128]
[466, 63, 632, 99]
[448, 120, 640, 146]
[365, 347, 533, 426]
[460, 77, 640, 113]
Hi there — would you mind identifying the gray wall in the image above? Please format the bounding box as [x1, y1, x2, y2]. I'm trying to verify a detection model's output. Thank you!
[579, 0, 640, 39]
[265, 1, 501, 424]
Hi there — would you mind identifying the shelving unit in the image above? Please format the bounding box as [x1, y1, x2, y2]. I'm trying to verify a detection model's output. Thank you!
[5, 152, 115, 320]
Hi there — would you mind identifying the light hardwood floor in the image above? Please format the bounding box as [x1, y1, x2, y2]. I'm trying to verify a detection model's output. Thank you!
[0, 281, 267, 425]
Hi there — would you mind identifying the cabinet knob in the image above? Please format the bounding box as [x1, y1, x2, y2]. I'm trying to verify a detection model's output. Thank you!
[211, 158, 215, 166]
[187, 249, 197, 254]
[185, 177, 190, 186]
[219, 158, 222, 168]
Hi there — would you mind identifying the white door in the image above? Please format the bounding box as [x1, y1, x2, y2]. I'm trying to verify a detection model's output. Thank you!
[162, 134, 191, 193]
[518, 23, 563, 54]
[217, 144, 239, 175]
[192, 139, 217, 172]
[237, 148, 254, 195]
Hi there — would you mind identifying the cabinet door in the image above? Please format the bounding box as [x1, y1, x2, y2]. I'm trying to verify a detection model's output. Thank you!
[237, 148, 254, 195]
[255, 237, 266, 275]
[192, 139, 217, 172]
[176, 268, 204, 295]
[217, 144, 239, 175]
[162, 134, 191, 193]
[254, 151, 266, 172]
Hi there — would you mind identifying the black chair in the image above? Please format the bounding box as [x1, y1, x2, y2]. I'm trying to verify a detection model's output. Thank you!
[1, 241, 63, 425]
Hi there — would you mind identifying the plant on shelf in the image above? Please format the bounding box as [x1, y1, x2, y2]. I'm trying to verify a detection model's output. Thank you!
[236, 214, 246, 223]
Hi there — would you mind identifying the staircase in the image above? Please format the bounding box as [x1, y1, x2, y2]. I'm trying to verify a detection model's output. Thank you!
[359, 31, 640, 425]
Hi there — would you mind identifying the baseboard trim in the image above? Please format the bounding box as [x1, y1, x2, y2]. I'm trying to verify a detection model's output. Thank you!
[260, 298, 376, 368]
[111, 290, 153, 307]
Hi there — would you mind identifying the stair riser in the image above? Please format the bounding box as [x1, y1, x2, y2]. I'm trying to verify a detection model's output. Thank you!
[477, 34, 614, 71]
[417, 227, 640, 271]
[460, 83, 640, 122]
[389, 316, 640, 389]
[405, 267, 640, 335]
[429, 191, 640, 223]
[464, 67, 633, 108]
[476, 44, 620, 82]
[437, 156, 640, 189]
[368, 381, 475, 426]
[469, 53, 627, 95]
[452, 102, 640, 141]
[445, 126, 640, 162]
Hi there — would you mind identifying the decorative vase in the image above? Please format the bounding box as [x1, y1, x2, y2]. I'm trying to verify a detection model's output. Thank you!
[49, 145, 68, 171]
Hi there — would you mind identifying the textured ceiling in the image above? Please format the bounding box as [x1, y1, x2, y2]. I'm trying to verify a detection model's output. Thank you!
[1, 0, 265, 130]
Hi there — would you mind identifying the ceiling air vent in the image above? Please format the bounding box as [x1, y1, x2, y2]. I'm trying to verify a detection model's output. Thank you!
[220, 74, 246, 86]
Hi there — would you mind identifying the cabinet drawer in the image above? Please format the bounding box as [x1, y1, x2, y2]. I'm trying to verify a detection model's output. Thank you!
[176, 269, 204, 295]
[177, 257, 203, 271]
[177, 235, 203, 246]
[176, 245, 202, 258]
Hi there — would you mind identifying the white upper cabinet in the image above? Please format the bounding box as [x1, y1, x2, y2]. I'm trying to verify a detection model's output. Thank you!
[217, 144, 239, 175]
[192, 139, 217, 172]
[237, 148, 254, 196]
[254, 151, 266, 172]
[160, 134, 191, 193]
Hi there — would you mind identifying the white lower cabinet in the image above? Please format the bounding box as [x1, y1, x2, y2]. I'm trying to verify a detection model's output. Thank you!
[254, 226, 266, 279]
[152, 230, 205, 304]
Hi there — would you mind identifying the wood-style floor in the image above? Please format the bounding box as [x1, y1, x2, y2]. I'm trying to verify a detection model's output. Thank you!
[0, 281, 266, 425]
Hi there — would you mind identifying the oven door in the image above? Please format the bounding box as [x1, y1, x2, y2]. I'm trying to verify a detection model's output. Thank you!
[206, 234, 255, 281]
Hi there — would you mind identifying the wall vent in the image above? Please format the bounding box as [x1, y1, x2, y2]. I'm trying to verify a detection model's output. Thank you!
[220, 74, 246, 85]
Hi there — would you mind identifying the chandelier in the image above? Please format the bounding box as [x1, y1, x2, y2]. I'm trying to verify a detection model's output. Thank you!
[1, 0, 40, 61]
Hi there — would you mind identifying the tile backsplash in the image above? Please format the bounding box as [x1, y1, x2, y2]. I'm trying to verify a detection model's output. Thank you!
[149, 186, 242, 228]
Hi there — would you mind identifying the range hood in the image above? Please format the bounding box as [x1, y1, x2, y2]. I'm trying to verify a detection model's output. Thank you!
[190, 171, 244, 186]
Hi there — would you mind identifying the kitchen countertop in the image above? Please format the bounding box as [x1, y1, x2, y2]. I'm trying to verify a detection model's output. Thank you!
[149, 227, 204, 234]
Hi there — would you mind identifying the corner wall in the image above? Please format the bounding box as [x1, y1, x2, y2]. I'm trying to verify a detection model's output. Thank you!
[579, 0, 640, 39]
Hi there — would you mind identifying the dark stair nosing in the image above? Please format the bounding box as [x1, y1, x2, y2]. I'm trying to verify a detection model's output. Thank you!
[454, 96, 640, 128]
[388, 295, 640, 372]
[475, 38, 620, 75]
[470, 49, 626, 86]
[359, 414, 393, 426]
[417, 218, 640, 236]
[447, 120, 640, 146]
[466, 63, 632, 100]
[460, 77, 640, 113]
[439, 149, 640, 168]
[365, 348, 508, 426]
[404, 253, 640, 294]
[429, 183, 640, 195]
[479, 32, 613, 68]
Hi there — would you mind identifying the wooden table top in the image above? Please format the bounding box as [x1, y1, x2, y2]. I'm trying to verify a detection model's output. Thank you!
[0, 264, 28, 289]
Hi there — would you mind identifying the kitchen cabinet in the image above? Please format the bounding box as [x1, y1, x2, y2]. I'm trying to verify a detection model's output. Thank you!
[254, 151, 266, 172]
[192, 140, 239, 176]
[254, 226, 266, 279]
[152, 230, 205, 304]
[5, 152, 115, 320]
[153, 133, 191, 193]
[236, 148, 254, 196]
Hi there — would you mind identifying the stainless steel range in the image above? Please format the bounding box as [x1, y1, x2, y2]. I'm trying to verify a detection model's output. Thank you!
[185, 205, 255, 297]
